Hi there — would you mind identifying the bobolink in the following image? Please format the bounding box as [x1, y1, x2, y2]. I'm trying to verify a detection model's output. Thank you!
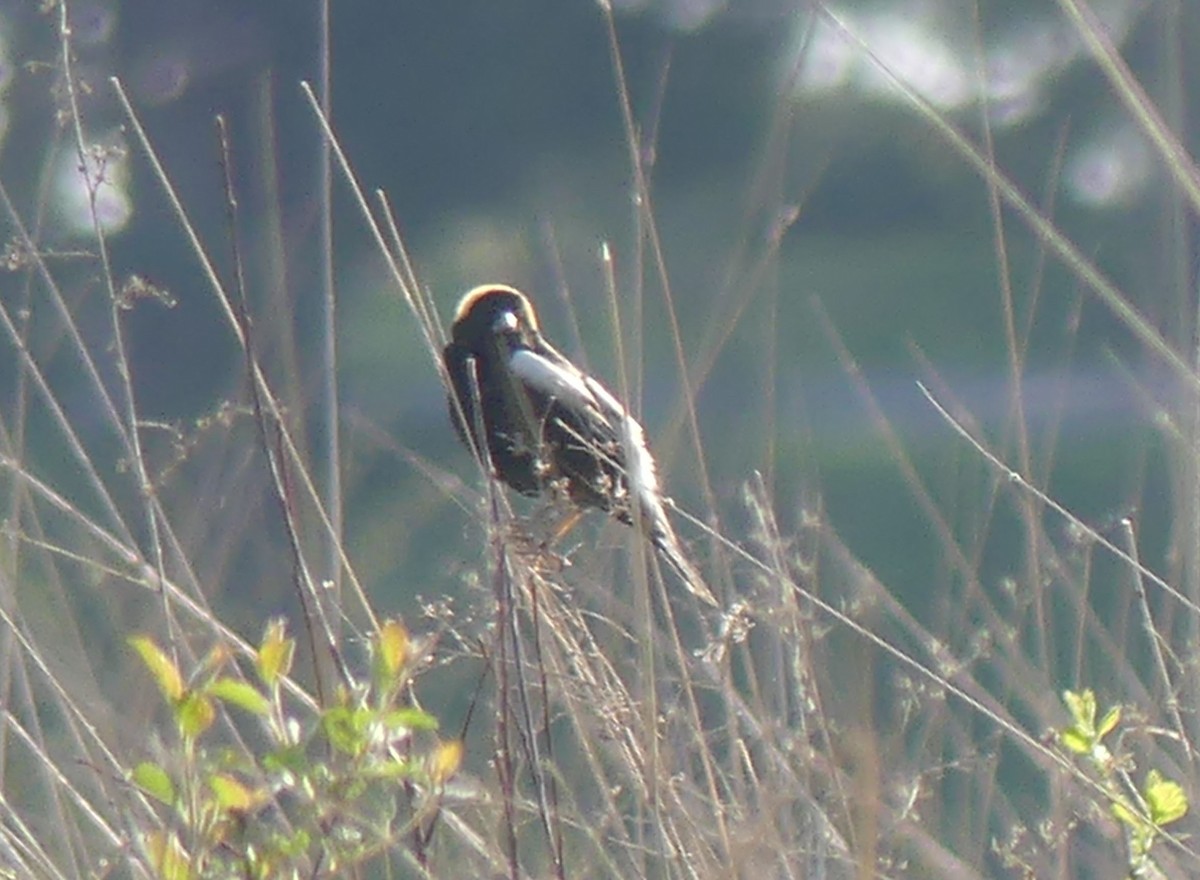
[444, 284, 717, 607]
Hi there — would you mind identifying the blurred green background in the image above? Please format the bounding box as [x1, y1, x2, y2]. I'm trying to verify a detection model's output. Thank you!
[0, 0, 1190, 673]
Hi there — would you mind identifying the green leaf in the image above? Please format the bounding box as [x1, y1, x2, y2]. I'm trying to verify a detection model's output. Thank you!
[429, 740, 463, 784]
[263, 743, 309, 777]
[1058, 728, 1091, 755]
[208, 773, 262, 814]
[144, 831, 191, 880]
[133, 761, 176, 805]
[374, 619, 410, 684]
[176, 691, 215, 738]
[274, 828, 311, 858]
[1145, 770, 1189, 826]
[383, 707, 439, 733]
[1097, 705, 1121, 739]
[1111, 796, 1141, 830]
[208, 677, 270, 715]
[1062, 689, 1096, 732]
[129, 636, 184, 702]
[257, 620, 294, 687]
[323, 705, 368, 755]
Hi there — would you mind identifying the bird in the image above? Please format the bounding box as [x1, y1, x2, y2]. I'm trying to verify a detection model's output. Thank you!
[443, 284, 717, 607]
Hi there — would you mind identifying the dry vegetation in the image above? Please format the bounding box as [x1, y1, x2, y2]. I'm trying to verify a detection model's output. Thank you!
[0, 2, 1197, 878]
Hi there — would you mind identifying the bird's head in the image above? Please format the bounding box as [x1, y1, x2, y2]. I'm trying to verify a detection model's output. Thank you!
[450, 284, 541, 354]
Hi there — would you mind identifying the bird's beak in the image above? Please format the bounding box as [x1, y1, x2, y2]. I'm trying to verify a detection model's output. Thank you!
[493, 310, 519, 334]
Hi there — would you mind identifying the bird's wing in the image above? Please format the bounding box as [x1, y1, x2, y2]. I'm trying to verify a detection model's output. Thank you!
[508, 347, 661, 495]
[510, 344, 715, 605]
[508, 348, 618, 436]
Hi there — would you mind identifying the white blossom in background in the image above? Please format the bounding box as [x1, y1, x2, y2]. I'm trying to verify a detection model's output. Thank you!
[783, 0, 1143, 125]
[1065, 123, 1153, 208]
[53, 138, 133, 237]
[611, 0, 1145, 126]
[844, 7, 972, 109]
[769, 0, 1156, 208]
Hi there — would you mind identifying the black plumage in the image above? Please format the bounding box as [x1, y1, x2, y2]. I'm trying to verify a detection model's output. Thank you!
[443, 284, 717, 607]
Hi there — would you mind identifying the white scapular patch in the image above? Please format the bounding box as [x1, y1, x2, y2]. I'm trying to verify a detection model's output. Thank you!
[509, 348, 661, 496]
[510, 348, 594, 411]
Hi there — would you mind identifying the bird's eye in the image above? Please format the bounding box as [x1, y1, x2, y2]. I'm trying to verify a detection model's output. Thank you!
[493, 311, 519, 334]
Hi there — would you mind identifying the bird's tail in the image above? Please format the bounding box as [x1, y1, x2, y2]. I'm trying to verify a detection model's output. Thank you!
[651, 520, 719, 608]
